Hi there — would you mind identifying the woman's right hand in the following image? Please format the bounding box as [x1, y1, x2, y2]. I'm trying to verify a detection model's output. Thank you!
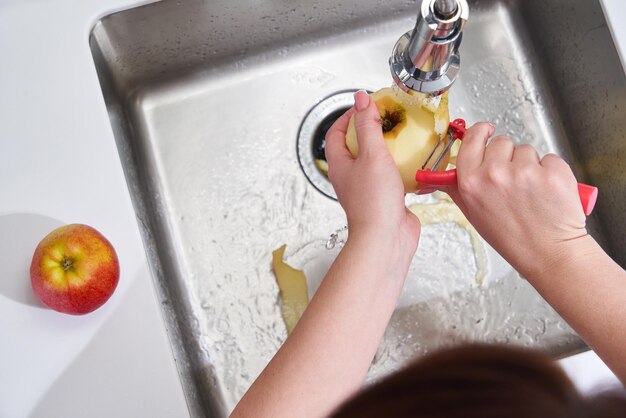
[442, 122, 589, 279]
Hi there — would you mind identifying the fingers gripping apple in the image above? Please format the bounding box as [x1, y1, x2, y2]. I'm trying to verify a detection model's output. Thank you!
[345, 87, 450, 193]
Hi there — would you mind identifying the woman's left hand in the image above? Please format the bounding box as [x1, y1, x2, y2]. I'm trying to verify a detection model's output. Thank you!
[325, 90, 421, 253]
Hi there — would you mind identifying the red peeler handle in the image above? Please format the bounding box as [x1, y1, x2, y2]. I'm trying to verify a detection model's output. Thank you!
[416, 119, 599, 216]
[415, 118, 464, 187]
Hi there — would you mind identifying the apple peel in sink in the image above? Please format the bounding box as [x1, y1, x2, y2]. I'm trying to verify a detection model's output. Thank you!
[272, 245, 309, 334]
[409, 195, 488, 285]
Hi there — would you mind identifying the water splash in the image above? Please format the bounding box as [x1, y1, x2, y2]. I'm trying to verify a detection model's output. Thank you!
[325, 225, 348, 249]
[462, 57, 544, 148]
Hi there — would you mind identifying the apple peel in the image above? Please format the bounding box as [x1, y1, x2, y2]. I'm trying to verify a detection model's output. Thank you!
[272, 245, 309, 335]
[408, 197, 488, 284]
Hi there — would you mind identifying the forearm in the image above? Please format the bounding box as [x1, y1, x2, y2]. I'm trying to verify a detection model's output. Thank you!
[526, 235, 626, 382]
[231, 230, 415, 418]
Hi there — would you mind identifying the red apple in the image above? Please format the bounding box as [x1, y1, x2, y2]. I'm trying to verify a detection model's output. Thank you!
[30, 224, 120, 315]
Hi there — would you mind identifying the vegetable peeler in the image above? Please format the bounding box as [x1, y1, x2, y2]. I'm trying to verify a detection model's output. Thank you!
[415, 119, 599, 216]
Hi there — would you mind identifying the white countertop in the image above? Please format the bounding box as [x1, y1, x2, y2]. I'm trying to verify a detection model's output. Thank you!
[0, 1, 623, 417]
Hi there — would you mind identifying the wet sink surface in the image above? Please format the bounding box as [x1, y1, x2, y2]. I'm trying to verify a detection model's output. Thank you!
[90, 0, 625, 416]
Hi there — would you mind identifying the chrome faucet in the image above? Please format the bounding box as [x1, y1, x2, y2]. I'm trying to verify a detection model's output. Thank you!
[390, 0, 469, 95]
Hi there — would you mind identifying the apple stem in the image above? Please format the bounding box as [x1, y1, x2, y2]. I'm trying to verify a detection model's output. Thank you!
[61, 258, 74, 271]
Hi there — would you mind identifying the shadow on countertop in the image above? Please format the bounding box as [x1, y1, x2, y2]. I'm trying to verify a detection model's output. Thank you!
[0, 213, 64, 308]
[28, 267, 188, 418]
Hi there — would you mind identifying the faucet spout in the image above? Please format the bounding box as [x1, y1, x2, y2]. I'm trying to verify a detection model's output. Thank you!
[434, 0, 458, 19]
[390, 0, 469, 95]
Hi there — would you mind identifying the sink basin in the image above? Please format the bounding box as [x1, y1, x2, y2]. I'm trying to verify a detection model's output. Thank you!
[90, 0, 626, 416]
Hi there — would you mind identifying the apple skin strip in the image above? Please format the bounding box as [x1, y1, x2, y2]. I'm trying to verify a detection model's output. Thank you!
[409, 200, 488, 285]
[272, 245, 309, 335]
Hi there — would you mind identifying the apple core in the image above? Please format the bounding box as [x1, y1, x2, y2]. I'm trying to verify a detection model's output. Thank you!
[376, 97, 406, 139]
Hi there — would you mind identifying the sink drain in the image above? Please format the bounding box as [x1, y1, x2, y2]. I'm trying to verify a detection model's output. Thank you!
[297, 90, 367, 200]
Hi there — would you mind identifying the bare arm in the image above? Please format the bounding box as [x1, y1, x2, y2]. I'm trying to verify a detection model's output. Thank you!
[231, 91, 420, 418]
[231, 232, 415, 418]
[443, 122, 626, 383]
[526, 236, 626, 382]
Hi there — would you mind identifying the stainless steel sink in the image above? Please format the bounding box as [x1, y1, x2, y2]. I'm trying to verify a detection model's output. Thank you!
[90, 0, 626, 416]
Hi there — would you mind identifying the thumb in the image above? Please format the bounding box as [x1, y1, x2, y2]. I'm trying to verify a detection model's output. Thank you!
[353, 90, 387, 157]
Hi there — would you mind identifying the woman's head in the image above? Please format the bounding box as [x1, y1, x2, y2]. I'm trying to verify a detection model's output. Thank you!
[332, 344, 626, 418]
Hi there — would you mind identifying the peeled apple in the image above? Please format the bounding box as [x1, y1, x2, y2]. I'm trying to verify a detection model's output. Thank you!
[345, 87, 451, 193]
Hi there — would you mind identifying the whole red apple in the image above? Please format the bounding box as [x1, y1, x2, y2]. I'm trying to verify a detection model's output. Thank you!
[30, 224, 120, 315]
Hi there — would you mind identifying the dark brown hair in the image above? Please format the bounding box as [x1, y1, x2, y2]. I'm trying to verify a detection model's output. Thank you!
[332, 344, 626, 418]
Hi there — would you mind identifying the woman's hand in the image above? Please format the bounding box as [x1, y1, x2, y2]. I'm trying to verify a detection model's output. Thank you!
[325, 90, 421, 253]
[443, 122, 588, 278]
[441, 123, 626, 383]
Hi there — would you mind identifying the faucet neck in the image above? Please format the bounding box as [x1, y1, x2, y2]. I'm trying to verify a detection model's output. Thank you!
[390, 0, 469, 95]
[434, 0, 459, 19]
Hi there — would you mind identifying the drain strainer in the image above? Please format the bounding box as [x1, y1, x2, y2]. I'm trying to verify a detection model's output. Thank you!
[297, 90, 368, 200]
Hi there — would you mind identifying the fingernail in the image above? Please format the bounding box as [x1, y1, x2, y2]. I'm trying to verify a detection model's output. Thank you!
[354, 90, 370, 112]
[487, 122, 496, 133]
